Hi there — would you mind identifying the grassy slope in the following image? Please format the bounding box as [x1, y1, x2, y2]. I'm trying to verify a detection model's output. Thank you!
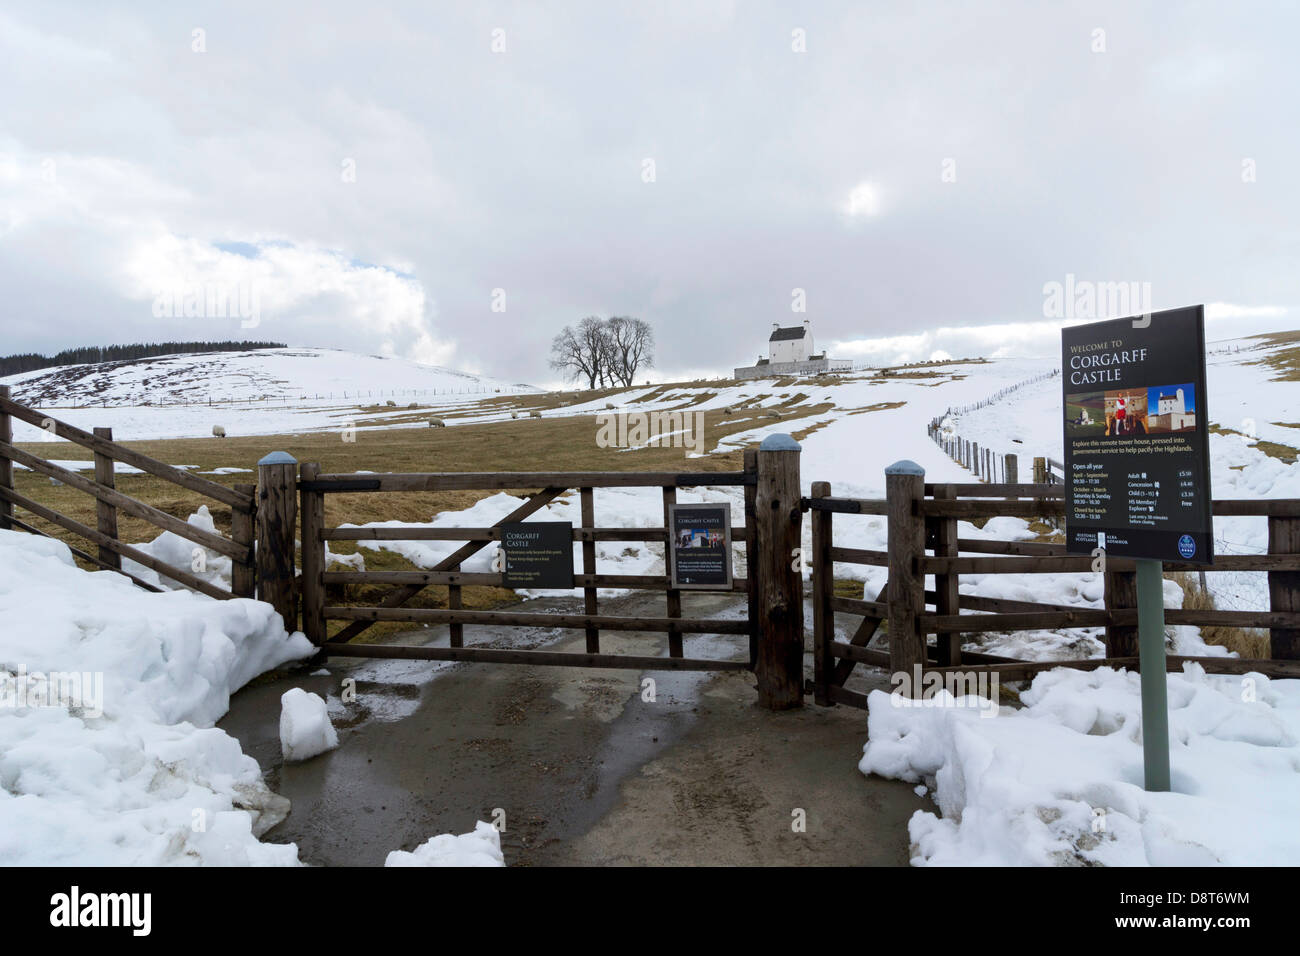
[10, 385, 853, 640]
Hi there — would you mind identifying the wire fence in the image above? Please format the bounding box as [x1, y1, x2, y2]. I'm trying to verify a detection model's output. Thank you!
[927, 369, 1063, 484]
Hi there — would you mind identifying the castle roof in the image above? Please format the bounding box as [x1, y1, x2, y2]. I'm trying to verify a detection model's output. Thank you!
[769, 326, 809, 342]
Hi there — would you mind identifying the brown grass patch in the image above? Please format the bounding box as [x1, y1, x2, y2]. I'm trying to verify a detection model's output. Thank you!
[1244, 333, 1300, 382]
[1207, 423, 1298, 464]
[1167, 572, 1270, 658]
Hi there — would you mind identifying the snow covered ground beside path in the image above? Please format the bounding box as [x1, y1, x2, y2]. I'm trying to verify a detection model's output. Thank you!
[0, 530, 315, 865]
[861, 665, 1300, 866]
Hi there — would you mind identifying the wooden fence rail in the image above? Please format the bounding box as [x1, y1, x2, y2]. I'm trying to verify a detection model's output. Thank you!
[12, 381, 1296, 716]
[809, 461, 1300, 708]
[0, 388, 258, 603]
[298, 434, 807, 707]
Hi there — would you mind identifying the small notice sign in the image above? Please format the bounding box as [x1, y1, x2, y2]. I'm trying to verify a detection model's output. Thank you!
[668, 503, 733, 589]
[1061, 305, 1214, 564]
[500, 522, 575, 589]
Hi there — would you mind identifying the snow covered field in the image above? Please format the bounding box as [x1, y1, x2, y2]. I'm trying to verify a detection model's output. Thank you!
[3, 334, 1297, 866]
[0, 348, 540, 441]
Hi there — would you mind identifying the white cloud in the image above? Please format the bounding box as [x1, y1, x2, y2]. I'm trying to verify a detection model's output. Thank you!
[121, 234, 454, 366]
[829, 304, 1292, 367]
[842, 181, 881, 218]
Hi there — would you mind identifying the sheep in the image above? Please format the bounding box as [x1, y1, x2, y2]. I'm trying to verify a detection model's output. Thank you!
[428, 418, 446, 427]
[386, 400, 397, 407]
[408, 402, 418, 409]
[529, 410, 542, 419]
[212, 425, 227, 438]
[510, 411, 520, 420]
[604, 403, 616, 410]
[764, 410, 781, 419]
[723, 406, 735, 414]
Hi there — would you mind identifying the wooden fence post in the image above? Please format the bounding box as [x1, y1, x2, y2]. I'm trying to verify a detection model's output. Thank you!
[0, 386, 13, 531]
[91, 426, 121, 570]
[810, 481, 834, 706]
[581, 486, 599, 653]
[753, 434, 803, 710]
[257, 451, 299, 632]
[299, 461, 326, 644]
[1033, 456, 1047, 485]
[231, 483, 256, 598]
[743, 449, 760, 670]
[1105, 566, 1139, 657]
[886, 460, 926, 691]
[930, 483, 961, 666]
[662, 486, 683, 658]
[1004, 453, 1018, 485]
[972, 442, 980, 477]
[1269, 514, 1300, 659]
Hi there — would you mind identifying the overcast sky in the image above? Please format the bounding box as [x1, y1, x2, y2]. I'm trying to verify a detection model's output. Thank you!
[1, 2, 1296, 385]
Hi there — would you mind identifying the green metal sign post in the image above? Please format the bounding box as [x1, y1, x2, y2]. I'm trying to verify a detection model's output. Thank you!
[1136, 557, 1171, 791]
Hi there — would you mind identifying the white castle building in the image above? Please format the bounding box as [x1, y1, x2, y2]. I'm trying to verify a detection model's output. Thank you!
[1149, 387, 1197, 431]
[733, 320, 851, 380]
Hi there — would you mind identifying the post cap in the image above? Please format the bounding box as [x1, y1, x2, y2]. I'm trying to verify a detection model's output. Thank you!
[885, 459, 924, 476]
[759, 433, 801, 452]
[258, 451, 297, 466]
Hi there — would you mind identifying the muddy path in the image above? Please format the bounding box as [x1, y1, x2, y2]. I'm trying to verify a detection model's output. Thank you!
[218, 590, 926, 866]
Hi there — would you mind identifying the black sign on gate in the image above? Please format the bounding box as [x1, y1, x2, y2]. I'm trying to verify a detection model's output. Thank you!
[668, 503, 733, 589]
[500, 521, 575, 588]
[1061, 305, 1214, 564]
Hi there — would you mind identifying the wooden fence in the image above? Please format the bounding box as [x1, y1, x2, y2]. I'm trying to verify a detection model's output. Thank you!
[290, 436, 807, 708]
[808, 462, 1300, 707]
[0, 386, 256, 600]
[7, 383, 1300, 716]
[927, 368, 1064, 486]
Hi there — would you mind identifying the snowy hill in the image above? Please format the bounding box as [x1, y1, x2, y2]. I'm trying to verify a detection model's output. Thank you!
[0, 347, 539, 408]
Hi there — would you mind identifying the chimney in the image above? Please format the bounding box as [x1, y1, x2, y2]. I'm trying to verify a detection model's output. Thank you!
[772, 322, 780, 332]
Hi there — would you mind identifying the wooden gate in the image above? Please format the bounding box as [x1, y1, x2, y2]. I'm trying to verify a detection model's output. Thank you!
[293, 435, 807, 707]
[808, 460, 1300, 709]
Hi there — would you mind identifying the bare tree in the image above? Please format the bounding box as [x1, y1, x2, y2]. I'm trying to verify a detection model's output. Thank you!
[549, 316, 607, 389]
[605, 316, 654, 386]
[550, 315, 655, 389]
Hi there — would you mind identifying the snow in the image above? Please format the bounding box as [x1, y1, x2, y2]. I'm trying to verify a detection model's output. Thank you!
[5, 333, 1297, 867]
[1, 347, 540, 441]
[13, 459, 188, 475]
[344, 486, 748, 600]
[0, 529, 314, 865]
[860, 664, 1300, 866]
[279, 688, 339, 762]
[384, 821, 506, 867]
[123, 505, 235, 593]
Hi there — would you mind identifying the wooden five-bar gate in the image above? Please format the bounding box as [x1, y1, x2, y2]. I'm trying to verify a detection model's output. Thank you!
[3, 385, 1299, 714]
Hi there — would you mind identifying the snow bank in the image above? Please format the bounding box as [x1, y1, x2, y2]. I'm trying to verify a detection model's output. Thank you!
[860, 665, 1300, 865]
[279, 688, 339, 762]
[123, 505, 235, 593]
[384, 821, 506, 867]
[0, 529, 314, 865]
